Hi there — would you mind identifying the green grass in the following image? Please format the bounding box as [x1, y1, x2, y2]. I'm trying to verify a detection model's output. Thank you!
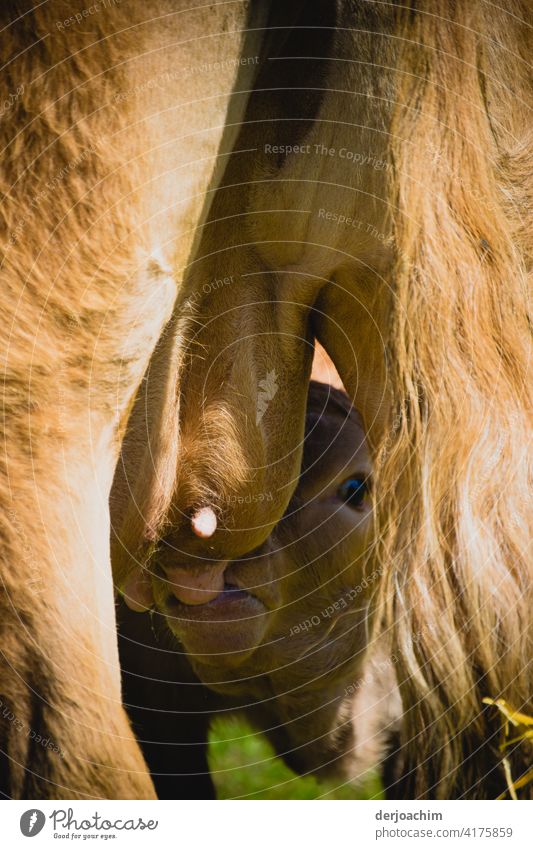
[208, 716, 384, 800]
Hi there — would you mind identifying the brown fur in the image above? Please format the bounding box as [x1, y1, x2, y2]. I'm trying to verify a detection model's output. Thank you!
[0, 0, 269, 798]
[116, 1, 532, 798]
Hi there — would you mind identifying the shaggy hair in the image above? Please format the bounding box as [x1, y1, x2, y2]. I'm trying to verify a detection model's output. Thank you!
[373, 0, 532, 798]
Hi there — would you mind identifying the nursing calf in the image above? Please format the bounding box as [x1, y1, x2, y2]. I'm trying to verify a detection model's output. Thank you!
[119, 381, 401, 798]
[136, 1, 531, 797]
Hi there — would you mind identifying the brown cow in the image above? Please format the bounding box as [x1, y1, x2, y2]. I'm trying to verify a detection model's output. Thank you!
[117, 2, 532, 799]
[3, 0, 531, 801]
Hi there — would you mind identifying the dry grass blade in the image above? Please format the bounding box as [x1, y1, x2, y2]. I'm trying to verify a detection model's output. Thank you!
[483, 698, 533, 727]
[484, 698, 533, 799]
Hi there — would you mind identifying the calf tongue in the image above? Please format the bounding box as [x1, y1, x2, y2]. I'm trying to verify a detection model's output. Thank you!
[163, 562, 227, 605]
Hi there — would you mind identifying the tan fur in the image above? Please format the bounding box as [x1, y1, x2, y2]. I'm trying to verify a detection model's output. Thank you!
[0, 0, 269, 798]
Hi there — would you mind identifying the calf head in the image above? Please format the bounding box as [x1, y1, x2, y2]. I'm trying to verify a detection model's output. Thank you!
[153, 380, 375, 703]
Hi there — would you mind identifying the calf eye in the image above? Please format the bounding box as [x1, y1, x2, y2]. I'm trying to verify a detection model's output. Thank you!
[337, 476, 370, 509]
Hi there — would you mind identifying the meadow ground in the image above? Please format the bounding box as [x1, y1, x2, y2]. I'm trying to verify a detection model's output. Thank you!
[208, 716, 384, 800]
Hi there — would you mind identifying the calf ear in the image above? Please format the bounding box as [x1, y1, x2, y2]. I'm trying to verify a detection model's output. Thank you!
[311, 342, 345, 390]
[310, 280, 390, 446]
[243, 0, 339, 166]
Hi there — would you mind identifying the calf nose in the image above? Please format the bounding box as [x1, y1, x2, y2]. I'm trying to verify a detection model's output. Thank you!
[162, 561, 227, 605]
